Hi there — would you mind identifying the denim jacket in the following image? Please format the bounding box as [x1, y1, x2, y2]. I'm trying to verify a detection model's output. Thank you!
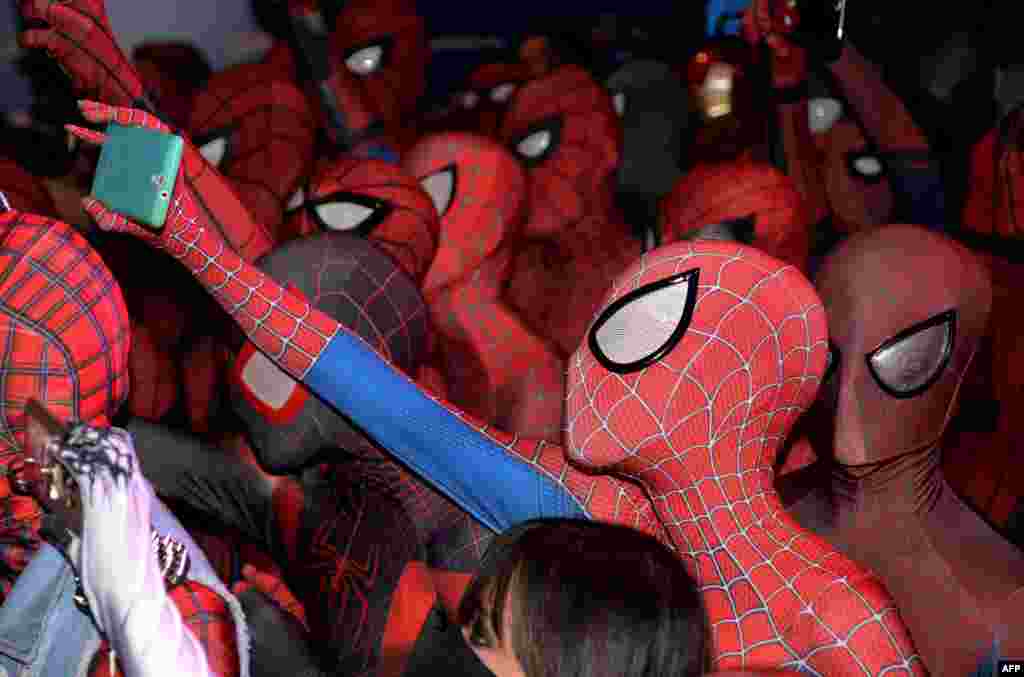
[0, 491, 250, 677]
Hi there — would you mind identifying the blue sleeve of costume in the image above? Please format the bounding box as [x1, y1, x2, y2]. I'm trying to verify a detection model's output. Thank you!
[303, 331, 589, 534]
[888, 165, 948, 233]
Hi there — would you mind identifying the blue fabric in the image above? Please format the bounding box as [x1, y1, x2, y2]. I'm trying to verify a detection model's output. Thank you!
[887, 166, 948, 233]
[305, 331, 589, 533]
[706, 0, 750, 36]
[357, 144, 400, 165]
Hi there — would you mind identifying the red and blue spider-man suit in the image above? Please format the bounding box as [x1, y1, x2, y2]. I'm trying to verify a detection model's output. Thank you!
[778, 224, 1024, 675]
[498, 64, 643, 358]
[404, 131, 565, 442]
[0, 209, 241, 677]
[73, 99, 926, 675]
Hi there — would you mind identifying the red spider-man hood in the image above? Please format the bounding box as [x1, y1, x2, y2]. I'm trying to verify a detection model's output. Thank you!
[808, 106, 894, 234]
[659, 159, 810, 272]
[0, 211, 131, 456]
[816, 224, 991, 466]
[188, 63, 317, 243]
[499, 64, 622, 238]
[438, 62, 533, 139]
[230, 231, 431, 473]
[402, 131, 527, 293]
[331, 0, 428, 124]
[963, 117, 1024, 238]
[283, 156, 439, 283]
[564, 239, 826, 512]
[0, 157, 57, 216]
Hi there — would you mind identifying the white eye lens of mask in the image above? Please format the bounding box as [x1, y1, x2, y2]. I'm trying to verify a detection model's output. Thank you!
[286, 187, 305, 212]
[240, 349, 298, 410]
[517, 129, 552, 159]
[314, 201, 377, 231]
[594, 275, 694, 366]
[808, 97, 842, 134]
[612, 91, 626, 116]
[198, 137, 228, 167]
[346, 45, 384, 76]
[868, 313, 953, 396]
[852, 155, 883, 177]
[459, 91, 479, 109]
[490, 83, 516, 103]
[420, 167, 456, 217]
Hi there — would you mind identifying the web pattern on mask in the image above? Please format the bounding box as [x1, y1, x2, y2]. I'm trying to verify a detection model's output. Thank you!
[564, 244, 925, 675]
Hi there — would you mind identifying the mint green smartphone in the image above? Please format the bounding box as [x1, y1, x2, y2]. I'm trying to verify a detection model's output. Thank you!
[90, 123, 185, 230]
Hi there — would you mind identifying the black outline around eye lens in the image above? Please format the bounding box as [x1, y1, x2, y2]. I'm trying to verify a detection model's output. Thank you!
[422, 164, 457, 217]
[512, 116, 563, 167]
[343, 36, 394, 75]
[845, 150, 887, 184]
[305, 191, 392, 236]
[865, 309, 956, 399]
[587, 268, 700, 374]
[193, 128, 233, 170]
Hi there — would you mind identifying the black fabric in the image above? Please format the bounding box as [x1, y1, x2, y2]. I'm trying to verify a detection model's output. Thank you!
[402, 603, 494, 677]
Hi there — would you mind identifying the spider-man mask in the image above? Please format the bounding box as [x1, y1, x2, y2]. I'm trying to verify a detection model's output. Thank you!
[0, 211, 130, 458]
[284, 157, 439, 283]
[499, 64, 621, 236]
[402, 131, 528, 293]
[188, 63, 317, 242]
[659, 159, 810, 272]
[816, 224, 992, 466]
[808, 99, 894, 233]
[329, 0, 428, 150]
[230, 231, 431, 473]
[563, 239, 825, 483]
[445, 62, 532, 139]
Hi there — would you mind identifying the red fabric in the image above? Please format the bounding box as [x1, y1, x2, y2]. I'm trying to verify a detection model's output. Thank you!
[499, 65, 641, 357]
[87, 581, 240, 677]
[0, 157, 57, 216]
[283, 156, 439, 283]
[684, 38, 765, 162]
[0, 211, 129, 595]
[816, 119, 894, 234]
[779, 224, 1024, 674]
[660, 158, 811, 272]
[561, 240, 924, 673]
[963, 117, 1024, 239]
[132, 41, 210, 131]
[330, 0, 428, 151]
[404, 132, 564, 441]
[18, 0, 151, 109]
[78, 101, 921, 672]
[188, 64, 317, 244]
[127, 320, 179, 421]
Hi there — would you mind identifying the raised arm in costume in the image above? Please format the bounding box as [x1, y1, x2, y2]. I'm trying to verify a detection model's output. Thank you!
[744, 0, 944, 232]
[75, 100, 925, 674]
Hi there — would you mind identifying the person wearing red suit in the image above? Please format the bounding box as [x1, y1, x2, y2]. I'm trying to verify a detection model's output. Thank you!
[778, 224, 1024, 676]
[70, 98, 926, 674]
[0, 209, 243, 677]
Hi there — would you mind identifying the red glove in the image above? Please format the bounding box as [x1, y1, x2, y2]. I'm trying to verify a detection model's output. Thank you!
[66, 101, 275, 263]
[18, 0, 155, 112]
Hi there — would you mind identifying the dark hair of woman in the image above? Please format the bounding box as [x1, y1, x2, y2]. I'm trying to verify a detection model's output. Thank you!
[457, 518, 708, 677]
